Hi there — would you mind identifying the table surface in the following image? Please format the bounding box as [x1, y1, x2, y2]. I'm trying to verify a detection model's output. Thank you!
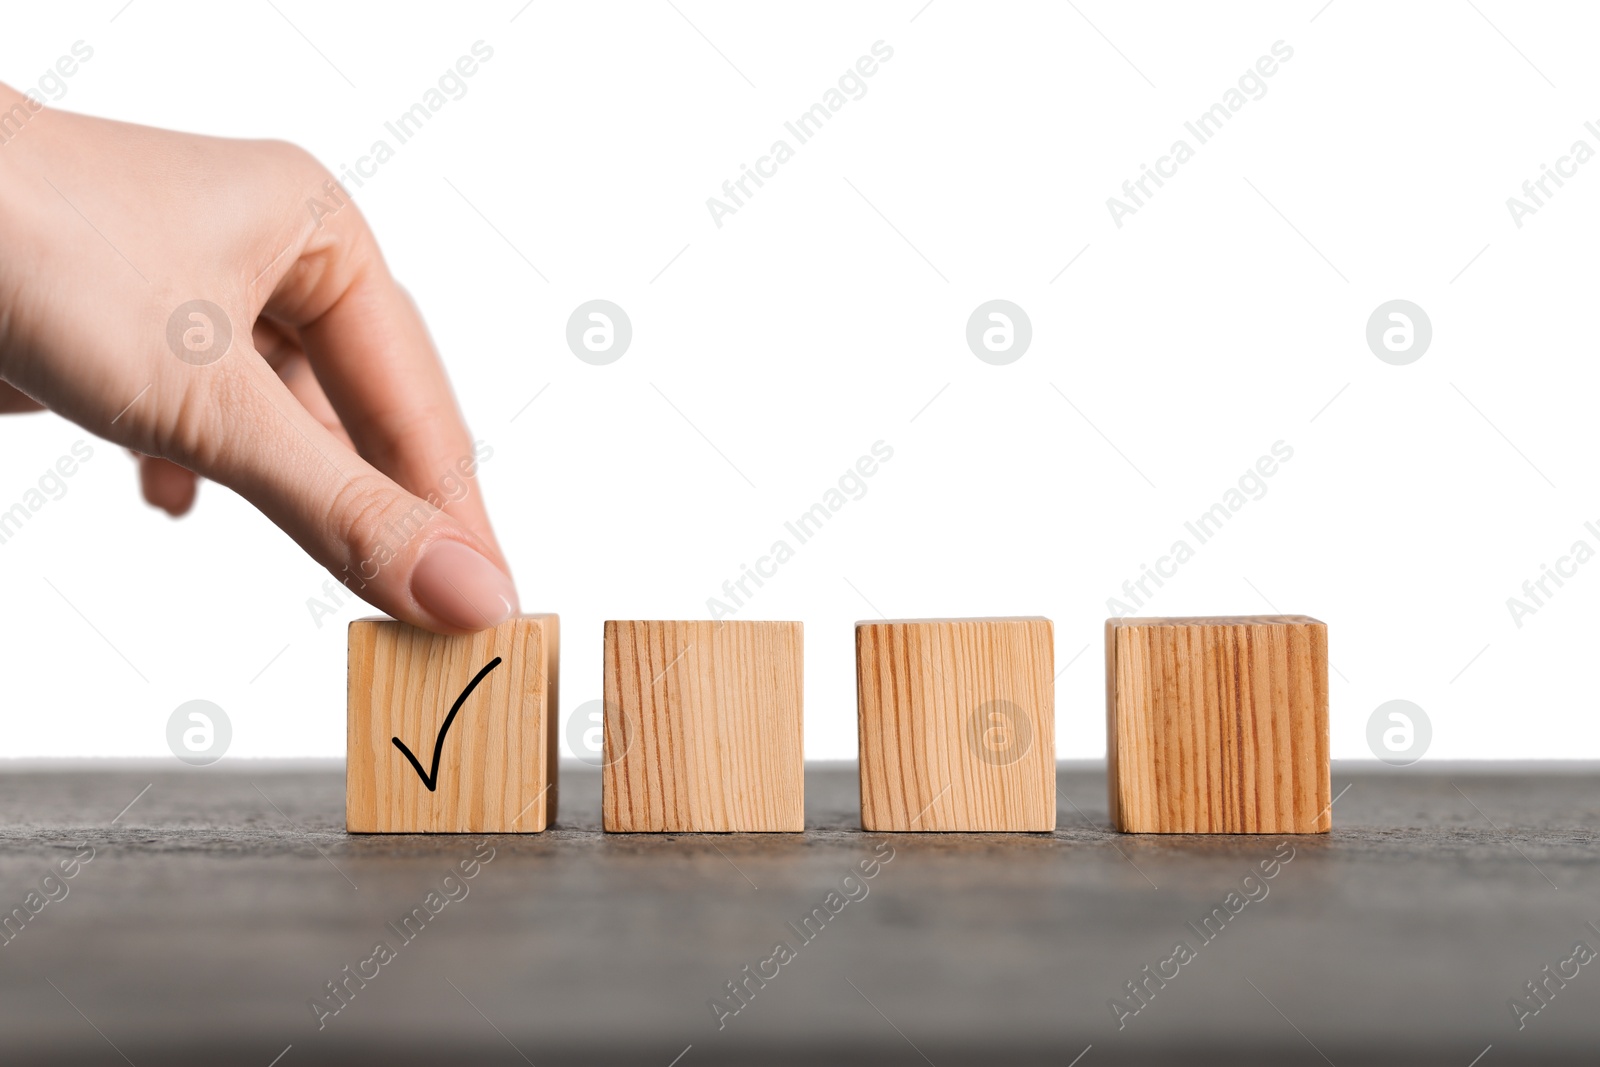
[0, 760, 1596, 1065]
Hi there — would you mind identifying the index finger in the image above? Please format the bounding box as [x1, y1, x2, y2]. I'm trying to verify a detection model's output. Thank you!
[260, 209, 508, 571]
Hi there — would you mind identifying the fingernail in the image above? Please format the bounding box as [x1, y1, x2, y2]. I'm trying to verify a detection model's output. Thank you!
[411, 539, 519, 631]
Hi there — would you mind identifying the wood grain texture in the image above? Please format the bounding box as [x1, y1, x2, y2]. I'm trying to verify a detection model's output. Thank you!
[856, 617, 1055, 832]
[1106, 615, 1329, 834]
[602, 620, 803, 832]
[347, 615, 558, 833]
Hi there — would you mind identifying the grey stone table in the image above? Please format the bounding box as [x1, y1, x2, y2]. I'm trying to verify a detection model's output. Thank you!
[0, 761, 1596, 1065]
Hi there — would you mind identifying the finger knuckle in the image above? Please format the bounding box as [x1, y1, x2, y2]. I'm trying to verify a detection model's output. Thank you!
[326, 475, 439, 568]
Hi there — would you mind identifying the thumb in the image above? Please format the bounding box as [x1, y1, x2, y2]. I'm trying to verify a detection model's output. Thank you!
[175, 353, 518, 634]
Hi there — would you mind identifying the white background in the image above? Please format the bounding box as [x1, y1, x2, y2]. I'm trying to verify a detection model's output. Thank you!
[1, 0, 1594, 762]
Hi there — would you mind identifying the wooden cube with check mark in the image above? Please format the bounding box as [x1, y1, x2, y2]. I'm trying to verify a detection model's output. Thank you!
[602, 620, 804, 832]
[346, 614, 559, 833]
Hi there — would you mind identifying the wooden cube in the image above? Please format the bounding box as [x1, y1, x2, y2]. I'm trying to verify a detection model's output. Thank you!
[856, 617, 1055, 832]
[347, 614, 558, 833]
[1106, 615, 1329, 834]
[602, 620, 803, 832]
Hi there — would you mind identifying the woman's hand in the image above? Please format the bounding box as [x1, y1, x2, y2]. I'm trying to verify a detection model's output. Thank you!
[0, 82, 518, 633]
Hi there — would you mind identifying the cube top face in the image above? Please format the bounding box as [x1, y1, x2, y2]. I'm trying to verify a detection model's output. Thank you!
[1106, 615, 1329, 835]
[602, 620, 803, 832]
[347, 615, 558, 834]
[856, 617, 1055, 832]
[862, 615, 1052, 625]
[1111, 615, 1322, 629]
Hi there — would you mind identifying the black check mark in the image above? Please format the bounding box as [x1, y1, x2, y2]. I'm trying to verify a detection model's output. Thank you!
[392, 656, 502, 793]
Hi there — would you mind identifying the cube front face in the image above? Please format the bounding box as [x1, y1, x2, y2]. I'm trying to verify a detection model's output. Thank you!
[347, 615, 558, 833]
[1106, 616, 1329, 834]
[856, 618, 1056, 832]
[602, 620, 804, 832]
